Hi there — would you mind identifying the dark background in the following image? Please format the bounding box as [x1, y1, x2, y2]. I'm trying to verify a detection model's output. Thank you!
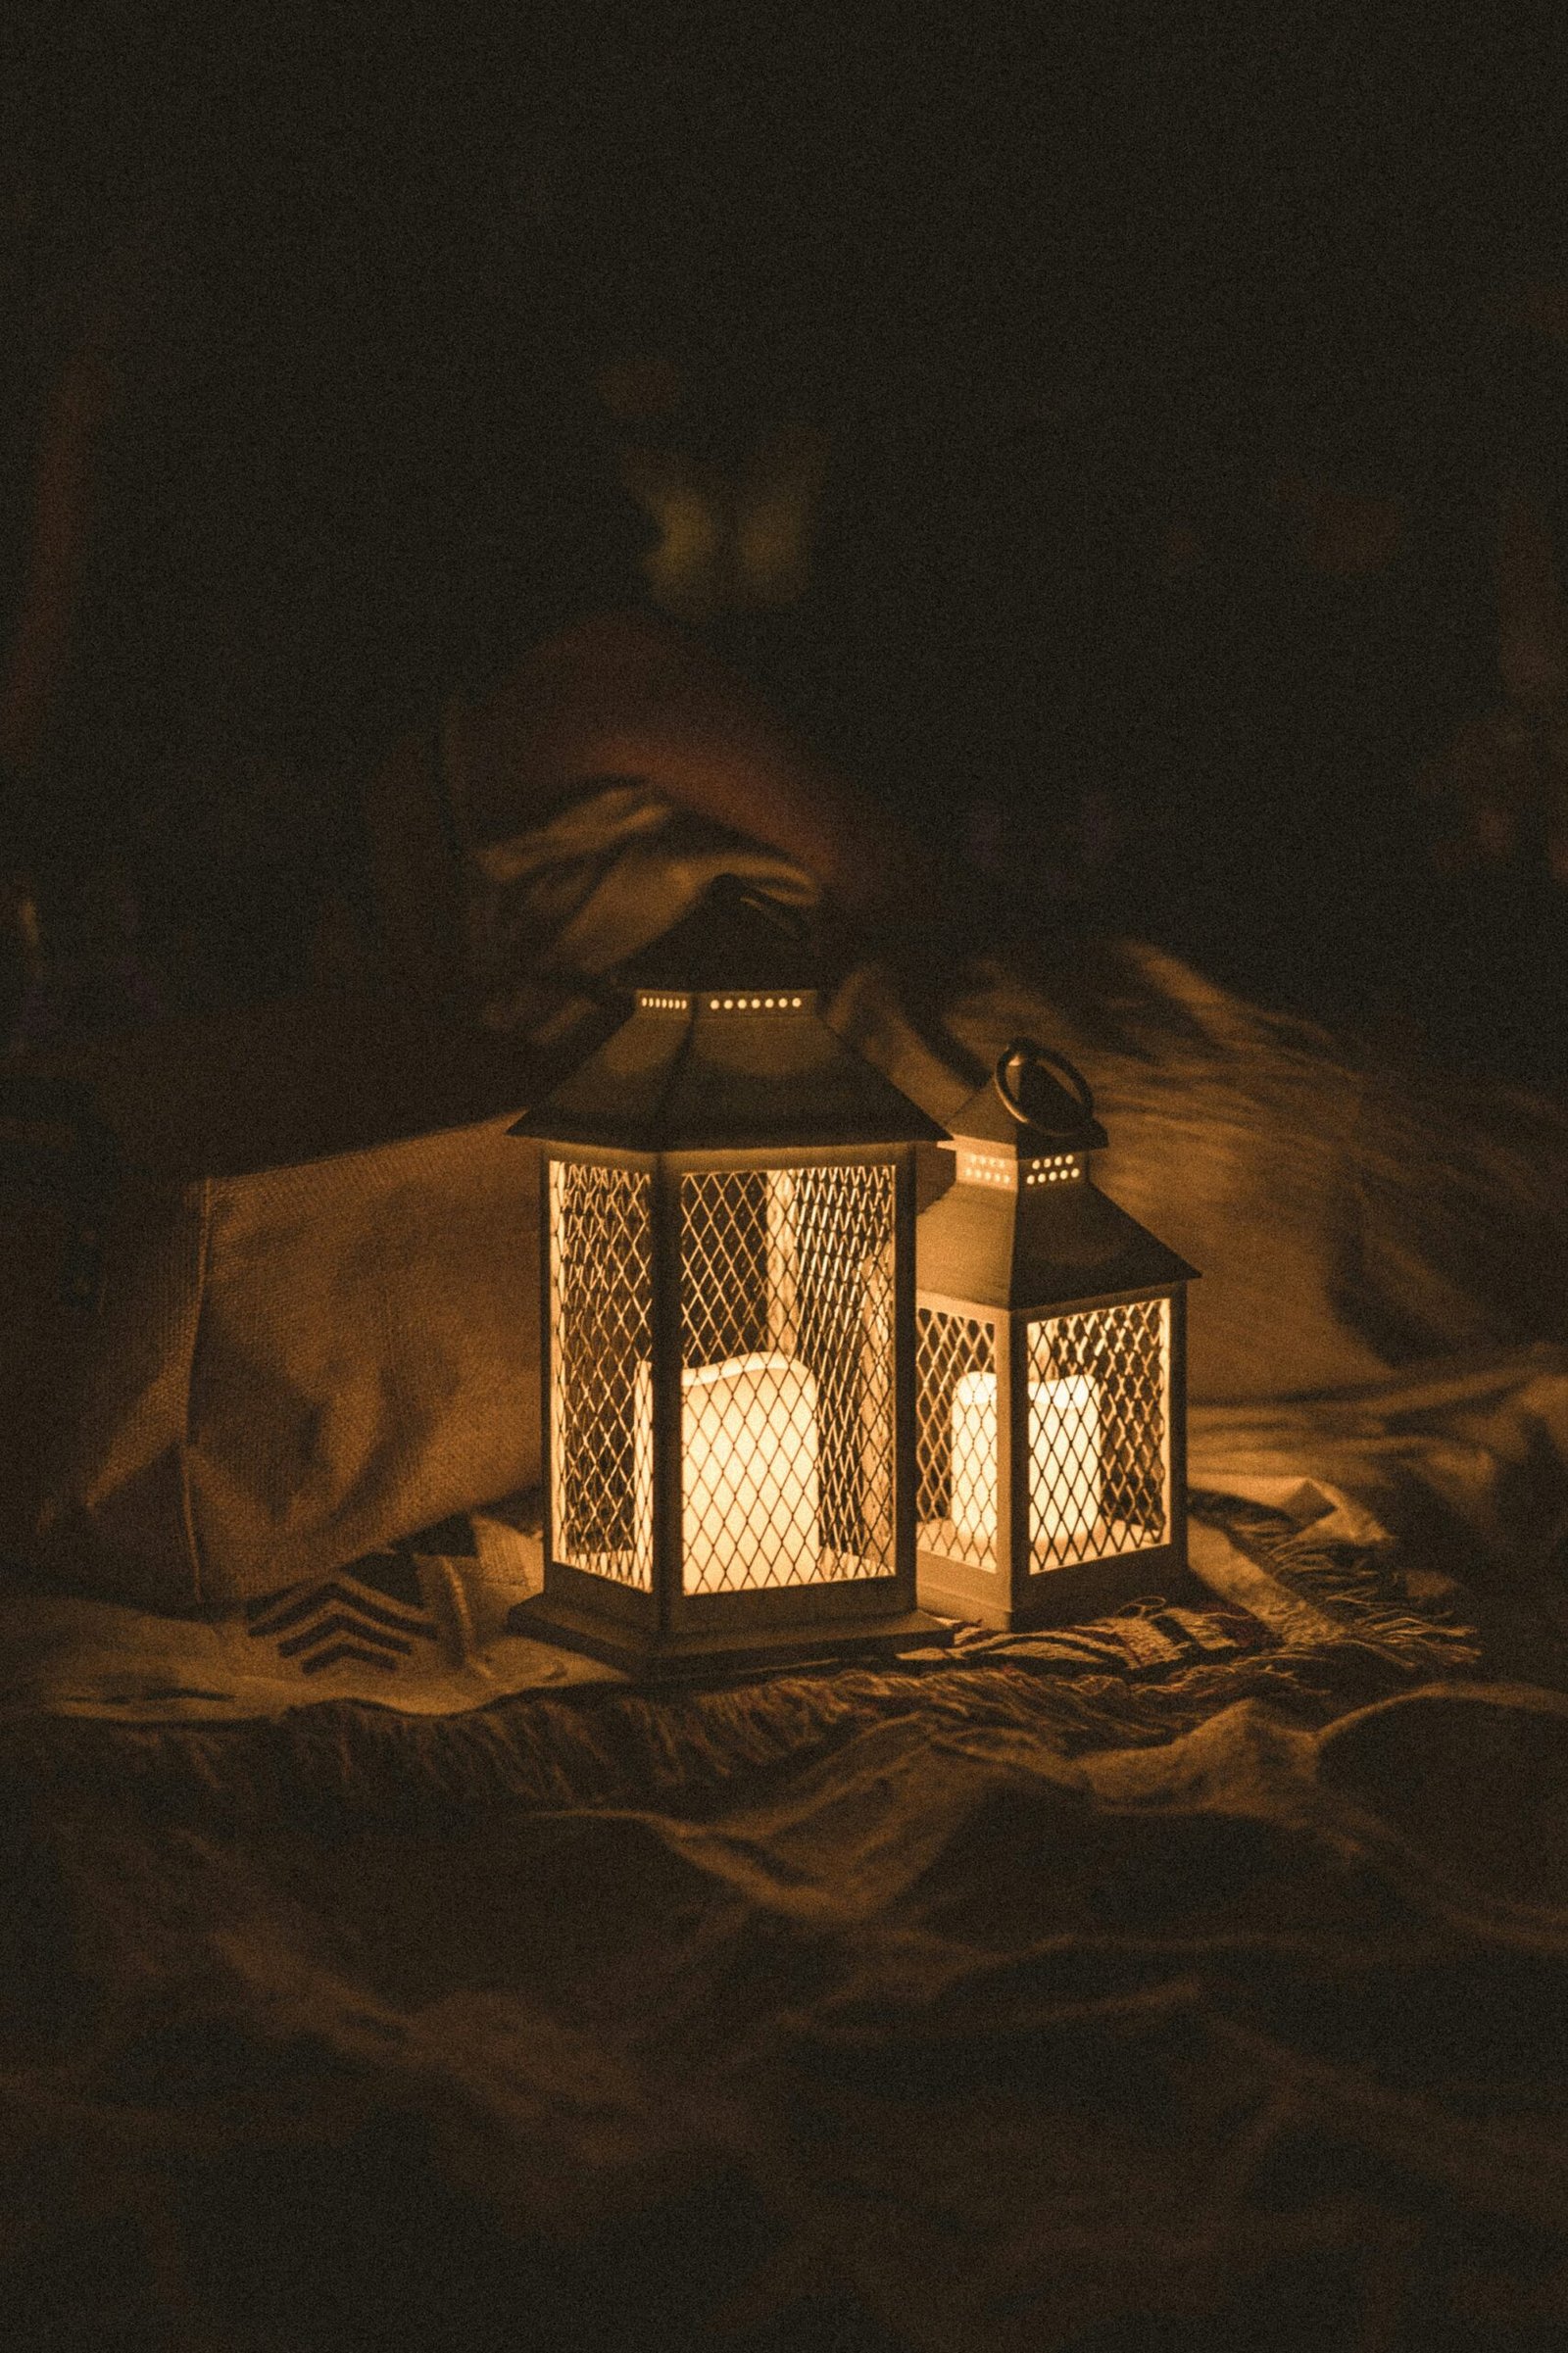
[2, 1, 1566, 1077]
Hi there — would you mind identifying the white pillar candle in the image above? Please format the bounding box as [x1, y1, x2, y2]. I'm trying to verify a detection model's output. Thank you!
[638, 1351, 821, 1589]
[952, 1369, 1102, 1556]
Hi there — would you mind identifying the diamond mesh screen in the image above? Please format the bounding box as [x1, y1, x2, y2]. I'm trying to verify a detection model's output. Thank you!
[679, 1163, 897, 1591]
[548, 1160, 654, 1588]
[916, 1308, 998, 1569]
[1025, 1297, 1169, 1565]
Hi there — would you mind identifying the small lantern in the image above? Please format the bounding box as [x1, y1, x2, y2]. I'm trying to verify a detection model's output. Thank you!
[915, 1040, 1197, 1630]
[509, 890, 953, 1679]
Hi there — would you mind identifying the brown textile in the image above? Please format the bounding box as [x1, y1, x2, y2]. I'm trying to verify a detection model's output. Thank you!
[1, 1557, 1564, 2352]
[2, 994, 553, 1607]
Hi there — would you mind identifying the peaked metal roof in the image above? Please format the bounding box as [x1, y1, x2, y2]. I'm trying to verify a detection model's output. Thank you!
[918, 1171, 1197, 1310]
[510, 887, 945, 1151]
[919, 1040, 1195, 1307]
[510, 988, 946, 1151]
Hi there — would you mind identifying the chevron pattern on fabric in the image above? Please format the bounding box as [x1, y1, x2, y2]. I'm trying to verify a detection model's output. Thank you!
[244, 1551, 440, 1677]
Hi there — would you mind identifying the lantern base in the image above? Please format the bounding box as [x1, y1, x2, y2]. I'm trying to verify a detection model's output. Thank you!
[508, 1593, 955, 1683]
[917, 1542, 1191, 1632]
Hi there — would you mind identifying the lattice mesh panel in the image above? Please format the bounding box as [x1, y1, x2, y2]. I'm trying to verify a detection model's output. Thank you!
[1025, 1297, 1169, 1565]
[679, 1163, 897, 1591]
[916, 1308, 998, 1570]
[549, 1160, 653, 1587]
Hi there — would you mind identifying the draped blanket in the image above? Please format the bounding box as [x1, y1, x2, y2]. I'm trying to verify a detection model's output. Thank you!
[2, 1491, 1566, 2350]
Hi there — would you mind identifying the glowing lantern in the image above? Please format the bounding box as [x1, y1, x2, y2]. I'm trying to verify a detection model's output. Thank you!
[509, 891, 952, 1679]
[915, 1041, 1196, 1629]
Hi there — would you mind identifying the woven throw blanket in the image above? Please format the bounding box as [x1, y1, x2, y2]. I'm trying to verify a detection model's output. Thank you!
[0, 1476, 1472, 1728]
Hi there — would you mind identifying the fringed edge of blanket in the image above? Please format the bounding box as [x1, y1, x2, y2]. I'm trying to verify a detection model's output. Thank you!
[1188, 1490, 1484, 1676]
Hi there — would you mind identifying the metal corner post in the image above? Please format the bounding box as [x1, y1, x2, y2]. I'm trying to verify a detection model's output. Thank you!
[650, 1155, 685, 1633]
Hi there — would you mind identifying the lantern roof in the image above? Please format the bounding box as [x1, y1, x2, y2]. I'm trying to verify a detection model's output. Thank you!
[918, 1171, 1196, 1309]
[510, 884, 946, 1152]
[920, 1041, 1195, 1309]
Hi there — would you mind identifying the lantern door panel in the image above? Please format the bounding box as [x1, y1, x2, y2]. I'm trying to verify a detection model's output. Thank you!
[916, 1306, 1002, 1573]
[546, 1157, 655, 1593]
[1021, 1295, 1171, 1570]
[676, 1161, 899, 1596]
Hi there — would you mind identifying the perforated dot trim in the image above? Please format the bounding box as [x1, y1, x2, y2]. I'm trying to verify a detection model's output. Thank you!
[704, 996, 806, 1012]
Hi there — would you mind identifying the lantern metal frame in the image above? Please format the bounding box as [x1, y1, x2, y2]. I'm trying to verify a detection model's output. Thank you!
[509, 895, 954, 1681]
[915, 1041, 1197, 1632]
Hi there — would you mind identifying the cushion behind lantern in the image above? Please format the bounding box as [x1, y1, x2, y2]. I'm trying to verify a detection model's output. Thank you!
[0, 991, 572, 1610]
